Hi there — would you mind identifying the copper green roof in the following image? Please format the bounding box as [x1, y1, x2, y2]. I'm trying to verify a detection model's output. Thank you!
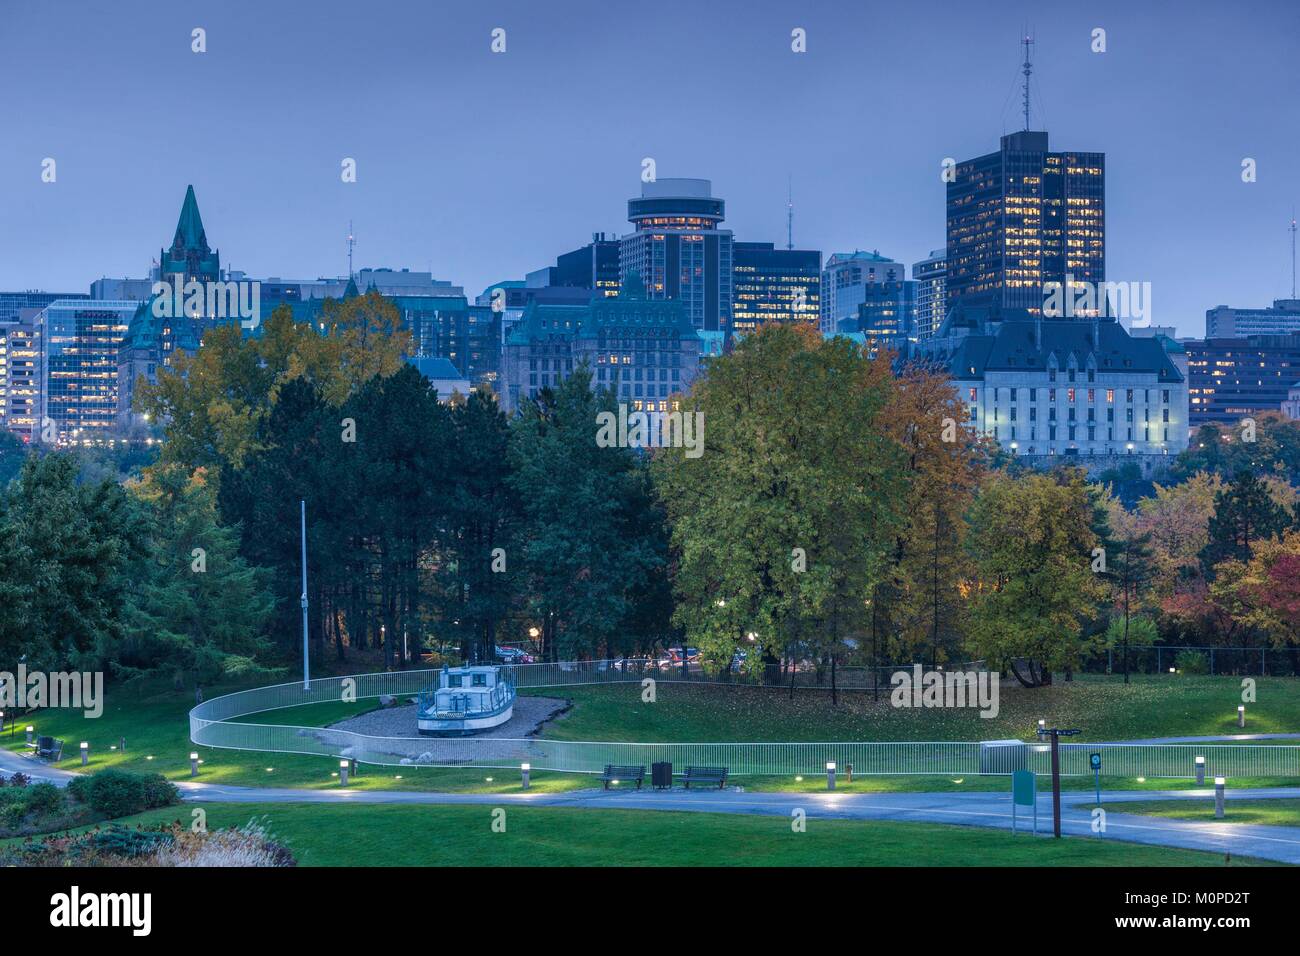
[173, 185, 207, 250]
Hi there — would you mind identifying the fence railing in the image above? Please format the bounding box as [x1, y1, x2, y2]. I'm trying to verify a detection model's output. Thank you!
[189, 664, 1300, 778]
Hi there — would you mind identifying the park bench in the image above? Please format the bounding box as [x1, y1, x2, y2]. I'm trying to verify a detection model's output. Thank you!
[598, 764, 645, 790]
[34, 736, 64, 761]
[681, 766, 728, 789]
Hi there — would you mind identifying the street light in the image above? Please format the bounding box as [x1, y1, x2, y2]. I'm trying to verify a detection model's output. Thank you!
[1039, 727, 1081, 837]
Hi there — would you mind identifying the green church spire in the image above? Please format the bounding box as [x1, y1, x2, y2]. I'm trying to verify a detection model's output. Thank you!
[173, 184, 207, 251]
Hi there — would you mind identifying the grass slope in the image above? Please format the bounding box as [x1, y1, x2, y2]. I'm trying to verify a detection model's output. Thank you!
[6, 674, 1296, 794]
[4, 802, 1274, 867]
[1083, 798, 1300, 828]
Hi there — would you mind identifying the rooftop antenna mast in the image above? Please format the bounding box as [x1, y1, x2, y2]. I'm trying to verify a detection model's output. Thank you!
[1021, 31, 1035, 131]
[1291, 207, 1297, 299]
[786, 175, 794, 251]
[347, 220, 356, 280]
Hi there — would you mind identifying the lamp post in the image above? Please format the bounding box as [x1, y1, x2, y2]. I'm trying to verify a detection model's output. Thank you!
[300, 499, 310, 691]
[1040, 727, 1081, 838]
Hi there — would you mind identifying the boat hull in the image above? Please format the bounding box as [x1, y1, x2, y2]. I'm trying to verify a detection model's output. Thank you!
[417, 703, 514, 736]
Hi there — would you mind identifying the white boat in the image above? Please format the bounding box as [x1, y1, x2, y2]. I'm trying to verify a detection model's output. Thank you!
[416, 665, 516, 736]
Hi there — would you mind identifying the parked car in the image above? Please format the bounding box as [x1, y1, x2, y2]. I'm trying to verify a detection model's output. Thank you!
[494, 646, 535, 664]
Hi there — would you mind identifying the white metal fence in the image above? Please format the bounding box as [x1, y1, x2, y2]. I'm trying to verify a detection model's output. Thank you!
[188, 663, 1300, 778]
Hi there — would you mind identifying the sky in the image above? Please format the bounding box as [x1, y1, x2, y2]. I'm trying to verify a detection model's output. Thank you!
[1, 0, 1298, 338]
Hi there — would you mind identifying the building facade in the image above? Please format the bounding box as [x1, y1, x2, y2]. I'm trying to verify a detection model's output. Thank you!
[910, 301, 1188, 473]
[1185, 334, 1300, 425]
[731, 242, 821, 333]
[500, 272, 704, 413]
[820, 251, 905, 334]
[36, 300, 135, 443]
[1205, 299, 1300, 337]
[912, 249, 946, 340]
[620, 178, 733, 335]
[0, 310, 41, 438]
[0, 291, 89, 324]
[947, 130, 1105, 316]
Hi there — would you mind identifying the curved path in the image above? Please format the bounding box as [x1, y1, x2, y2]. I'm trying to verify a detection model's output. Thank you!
[4, 749, 1298, 864]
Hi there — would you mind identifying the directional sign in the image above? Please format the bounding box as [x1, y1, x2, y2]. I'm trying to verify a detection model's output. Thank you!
[1012, 769, 1037, 806]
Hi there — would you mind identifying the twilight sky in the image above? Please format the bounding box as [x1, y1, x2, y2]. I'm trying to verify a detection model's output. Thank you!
[1, 0, 1297, 337]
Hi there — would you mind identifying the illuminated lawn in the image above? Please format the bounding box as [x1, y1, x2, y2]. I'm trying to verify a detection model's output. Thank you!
[6, 674, 1295, 794]
[5, 802, 1276, 867]
[1081, 798, 1300, 828]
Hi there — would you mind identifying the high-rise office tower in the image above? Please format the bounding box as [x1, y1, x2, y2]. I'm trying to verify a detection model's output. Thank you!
[528, 234, 622, 298]
[946, 130, 1104, 316]
[912, 249, 947, 339]
[619, 178, 733, 334]
[37, 299, 135, 443]
[820, 251, 905, 334]
[731, 242, 821, 333]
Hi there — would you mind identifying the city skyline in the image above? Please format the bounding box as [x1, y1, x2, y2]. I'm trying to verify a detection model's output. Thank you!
[2, 0, 1298, 338]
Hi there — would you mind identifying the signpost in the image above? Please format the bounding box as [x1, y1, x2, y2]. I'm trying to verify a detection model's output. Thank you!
[1090, 752, 1102, 806]
[1011, 769, 1037, 835]
[1040, 727, 1081, 838]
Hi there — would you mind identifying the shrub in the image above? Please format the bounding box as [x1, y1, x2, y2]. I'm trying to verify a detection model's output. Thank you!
[81, 769, 179, 819]
[1, 802, 26, 830]
[66, 774, 93, 804]
[6, 772, 29, 788]
[1174, 649, 1209, 674]
[90, 825, 175, 859]
[24, 782, 64, 817]
[142, 775, 179, 809]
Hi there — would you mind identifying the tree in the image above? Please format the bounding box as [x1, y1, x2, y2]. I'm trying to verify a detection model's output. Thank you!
[653, 323, 906, 698]
[965, 470, 1105, 687]
[432, 389, 522, 663]
[1201, 470, 1289, 570]
[509, 367, 663, 662]
[120, 465, 274, 682]
[1096, 497, 1157, 684]
[0, 455, 148, 671]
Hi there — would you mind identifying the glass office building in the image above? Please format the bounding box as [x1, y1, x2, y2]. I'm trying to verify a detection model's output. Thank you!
[38, 300, 135, 442]
[620, 179, 733, 335]
[731, 242, 821, 333]
[947, 131, 1104, 316]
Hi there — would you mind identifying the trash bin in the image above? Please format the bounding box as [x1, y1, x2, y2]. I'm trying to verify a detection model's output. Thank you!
[652, 761, 672, 789]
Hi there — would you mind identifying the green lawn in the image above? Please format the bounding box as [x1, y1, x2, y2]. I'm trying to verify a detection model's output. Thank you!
[1084, 798, 1300, 828]
[7, 673, 1296, 795]
[537, 676, 1300, 743]
[5, 802, 1275, 867]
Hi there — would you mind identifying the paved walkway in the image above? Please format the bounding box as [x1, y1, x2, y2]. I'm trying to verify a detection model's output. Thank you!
[4, 748, 1298, 863]
[1103, 733, 1300, 744]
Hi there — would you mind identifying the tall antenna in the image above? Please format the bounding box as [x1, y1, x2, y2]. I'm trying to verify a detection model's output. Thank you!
[1021, 31, 1035, 131]
[1291, 207, 1297, 299]
[786, 175, 794, 251]
[346, 220, 356, 279]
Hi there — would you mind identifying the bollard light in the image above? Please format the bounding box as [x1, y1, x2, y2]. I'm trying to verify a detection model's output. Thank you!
[521, 762, 531, 790]
[1037, 719, 1046, 738]
[826, 761, 837, 791]
[1214, 777, 1226, 818]
[1238, 705, 1246, 728]
[339, 759, 350, 786]
[190, 752, 200, 777]
[1195, 755, 1205, 786]
[80, 741, 89, 766]
[25, 725, 33, 744]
